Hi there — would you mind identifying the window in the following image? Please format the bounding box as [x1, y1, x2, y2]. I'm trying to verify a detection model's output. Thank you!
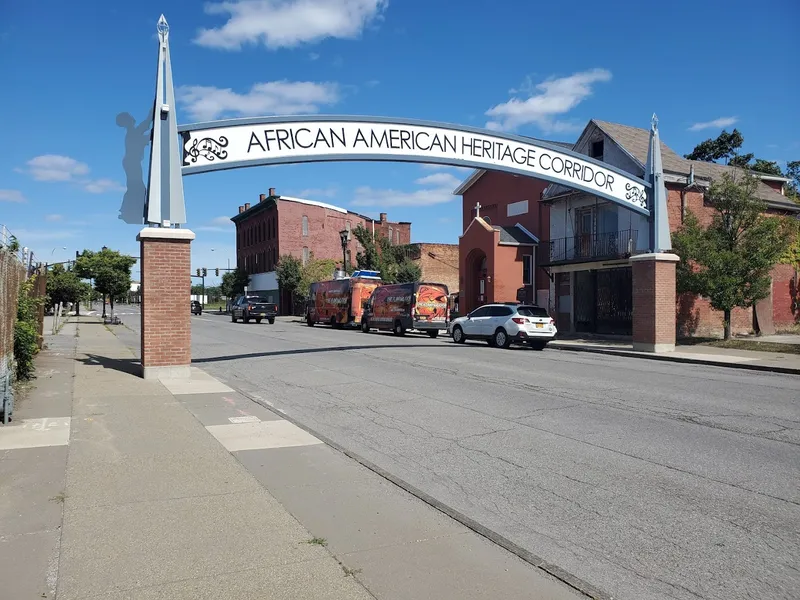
[483, 216, 491, 225]
[517, 306, 549, 317]
[488, 306, 514, 317]
[388, 227, 393, 244]
[522, 255, 533, 286]
[302, 247, 310, 266]
[590, 140, 604, 160]
[396, 229, 400, 244]
[346, 221, 351, 235]
[302, 215, 309, 237]
[469, 306, 491, 318]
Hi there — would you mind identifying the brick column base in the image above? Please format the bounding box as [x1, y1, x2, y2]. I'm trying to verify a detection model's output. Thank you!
[631, 253, 680, 353]
[137, 227, 195, 379]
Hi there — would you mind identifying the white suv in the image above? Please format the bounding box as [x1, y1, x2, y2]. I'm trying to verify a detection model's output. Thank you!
[449, 303, 557, 350]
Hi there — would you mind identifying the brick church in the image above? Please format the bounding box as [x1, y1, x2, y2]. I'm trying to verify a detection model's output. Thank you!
[455, 120, 799, 338]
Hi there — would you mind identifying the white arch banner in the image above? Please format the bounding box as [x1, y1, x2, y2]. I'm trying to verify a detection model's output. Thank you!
[180, 117, 650, 214]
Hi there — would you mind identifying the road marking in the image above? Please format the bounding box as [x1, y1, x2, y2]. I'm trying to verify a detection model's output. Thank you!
[228, 415, 260, 424]
[0, 417, 71, 450]
[206, 420, 322, 452]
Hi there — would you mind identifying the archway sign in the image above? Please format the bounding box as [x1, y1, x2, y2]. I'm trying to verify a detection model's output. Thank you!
[132, 16, 671, 254]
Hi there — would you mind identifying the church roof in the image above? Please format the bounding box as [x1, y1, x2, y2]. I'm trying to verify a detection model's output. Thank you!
[496, 224, 538, 246]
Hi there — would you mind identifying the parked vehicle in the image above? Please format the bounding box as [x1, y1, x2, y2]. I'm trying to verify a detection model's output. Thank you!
[306, 270, 382, 328]
[362, 282, 449, 337]
[190, 300, 203, 315]
[231, 295, 277, 324]
[448, 303, 557, 349]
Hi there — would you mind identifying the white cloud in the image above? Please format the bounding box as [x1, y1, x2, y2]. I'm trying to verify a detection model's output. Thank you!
[485, 68, 612, 133]
[177, 80, 340, 121]
[194, 226, 231, 233]
[17, 155, 123, 194]
[309, 52, 320, 60]
[21, 155, 89, 182]
[45, 214, 63, 221]
[351, 172, 461, 207]
[211, 216, 234, 226]
[83, 178, 124, 194]
[194, 0, 388, 50]
[364, 79, 380, 87]
[295, 186, 337, 198]
[420, 164, 472, 174]
[0, 189, 26, 203]
[688, 116, 738, 131]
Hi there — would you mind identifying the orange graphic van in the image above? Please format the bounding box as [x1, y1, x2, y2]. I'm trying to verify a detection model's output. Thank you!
[306, 271, 382, 327]
[361, 282, 449, 337]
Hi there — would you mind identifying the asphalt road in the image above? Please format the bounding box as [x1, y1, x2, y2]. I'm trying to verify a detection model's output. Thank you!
[117, 306, 800, 600]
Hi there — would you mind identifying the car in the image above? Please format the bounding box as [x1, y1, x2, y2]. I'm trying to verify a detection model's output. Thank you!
[448, 303, 557, 350]
[191, 300, 203, 315]
[231, 295, 277, 324]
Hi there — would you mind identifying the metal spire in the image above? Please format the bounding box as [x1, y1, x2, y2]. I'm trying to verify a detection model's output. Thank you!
[145, 15, 186, 226]
[645, 114, 671, 252]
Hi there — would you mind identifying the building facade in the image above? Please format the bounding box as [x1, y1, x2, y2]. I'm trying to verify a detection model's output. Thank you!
[539, 120, 799, 337]
[454, 165, 556, 314]
[231, 188, 411, 312]
[404, 243, 459, 299]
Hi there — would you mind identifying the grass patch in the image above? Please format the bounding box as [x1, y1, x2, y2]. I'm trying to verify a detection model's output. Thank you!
[50, 491, 67, 504]
[701, 340, 800, 355]
[306, 537, 328, 547]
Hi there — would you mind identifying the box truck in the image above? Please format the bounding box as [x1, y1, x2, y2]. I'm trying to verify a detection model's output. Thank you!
[361, 282, 450, 337]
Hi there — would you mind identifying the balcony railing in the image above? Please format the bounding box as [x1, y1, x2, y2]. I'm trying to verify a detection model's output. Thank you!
[546, 229, 638, 265]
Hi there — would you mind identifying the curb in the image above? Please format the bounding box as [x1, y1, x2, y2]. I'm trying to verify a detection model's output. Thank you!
[549, 343, 800, 375]
[238, 388, 610, 600]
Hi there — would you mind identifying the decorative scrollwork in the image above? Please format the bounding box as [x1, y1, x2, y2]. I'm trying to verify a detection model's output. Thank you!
[625, 183, 647, 208]
[186, 136, 229, 163]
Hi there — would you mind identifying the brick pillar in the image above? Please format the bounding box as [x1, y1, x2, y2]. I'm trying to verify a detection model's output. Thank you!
[630, 253, 680, 352]
[137, 228, 195, 379]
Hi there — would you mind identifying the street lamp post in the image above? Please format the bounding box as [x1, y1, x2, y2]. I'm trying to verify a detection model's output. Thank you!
[339, 229, 350, 274]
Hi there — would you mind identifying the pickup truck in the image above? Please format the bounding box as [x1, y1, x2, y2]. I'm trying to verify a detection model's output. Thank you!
[231, 295, 278, 324]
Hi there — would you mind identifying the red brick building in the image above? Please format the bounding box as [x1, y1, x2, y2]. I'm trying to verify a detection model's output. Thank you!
[525, 119, 799, 338]
[454, 157, 560, 313]
[231, 188, 410, 311]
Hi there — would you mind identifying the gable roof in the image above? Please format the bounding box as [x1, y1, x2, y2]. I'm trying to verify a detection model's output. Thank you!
[590, 120, 797, 212]
[452, 139, 575, 195]
[497, 224, 538, 246]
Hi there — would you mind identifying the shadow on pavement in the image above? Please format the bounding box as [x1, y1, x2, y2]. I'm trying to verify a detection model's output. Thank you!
[78, 354, 142, 377]
[192, 343, 478, 364]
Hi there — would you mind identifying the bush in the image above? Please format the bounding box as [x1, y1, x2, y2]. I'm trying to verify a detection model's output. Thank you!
[14, 320, 38, 380]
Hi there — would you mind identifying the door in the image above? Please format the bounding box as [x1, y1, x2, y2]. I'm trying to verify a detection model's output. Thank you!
[464, 306, 491, 336]
[485, 305, 513, 335]
[574, 270, 596, 333]
[576, 209, 594, 259]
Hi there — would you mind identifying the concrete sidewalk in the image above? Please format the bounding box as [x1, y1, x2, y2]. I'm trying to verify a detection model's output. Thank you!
[550, 338, 800, 375]
[1, 316, 589, 599]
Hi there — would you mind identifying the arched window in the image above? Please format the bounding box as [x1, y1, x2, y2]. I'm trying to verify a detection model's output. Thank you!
[302, 215, 309, 237]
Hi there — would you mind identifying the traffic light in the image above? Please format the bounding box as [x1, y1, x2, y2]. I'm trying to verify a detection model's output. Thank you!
[196, 268, 200, 277]
[202, 268, 207, 277]
[215, 268, 219, 276]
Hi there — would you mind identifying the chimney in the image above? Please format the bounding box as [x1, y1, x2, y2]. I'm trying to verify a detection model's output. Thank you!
[380, 212, 387, 223]
[244, 203, 251, 211]
[238, 205, 245, 214]
[269, 187, 276, 197]
[259, 193, 266, 202]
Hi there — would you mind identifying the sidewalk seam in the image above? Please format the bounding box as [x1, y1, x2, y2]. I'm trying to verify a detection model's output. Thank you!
[549, 343, 800, 375]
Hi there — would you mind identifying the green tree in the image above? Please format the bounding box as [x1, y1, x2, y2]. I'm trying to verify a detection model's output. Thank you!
[74, 248, 136, 317]
[785, 160, 800, 200]
[220, 268, 250, 300]
[685, 129, 744, 163]
[672, 171, 790, 339]
[394, 259, 422, 283]
[46, 264, 91, 311]
[275, 255, 302, 301]
[300, 257, 337, 297]
[750, 159, 783, 176]
[351, 225, 421, 284]
[14, 275, 44, 380]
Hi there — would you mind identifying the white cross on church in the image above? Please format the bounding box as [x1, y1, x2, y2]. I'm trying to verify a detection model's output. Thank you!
[474, 202, 481, 218]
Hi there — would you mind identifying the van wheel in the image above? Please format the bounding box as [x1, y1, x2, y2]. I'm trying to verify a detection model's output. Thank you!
[493, 328, 510, 349]
[231, 314, 237, 323]
[306, 317, 314, 327]
[529, 340, 547, 351]
[268, 318, 275, 324]
[361, 319, 370, 333]
[452, 326, 465, 344]
[243, 315, 250, 324]
[427, 330, 439, 338]
[393, 321, 406, 336]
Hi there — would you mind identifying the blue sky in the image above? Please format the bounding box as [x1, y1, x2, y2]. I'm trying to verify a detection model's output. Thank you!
[1, 0, 797, 285]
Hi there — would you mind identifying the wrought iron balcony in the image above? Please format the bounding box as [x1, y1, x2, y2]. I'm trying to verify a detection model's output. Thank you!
[545, 229, 638, 265]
